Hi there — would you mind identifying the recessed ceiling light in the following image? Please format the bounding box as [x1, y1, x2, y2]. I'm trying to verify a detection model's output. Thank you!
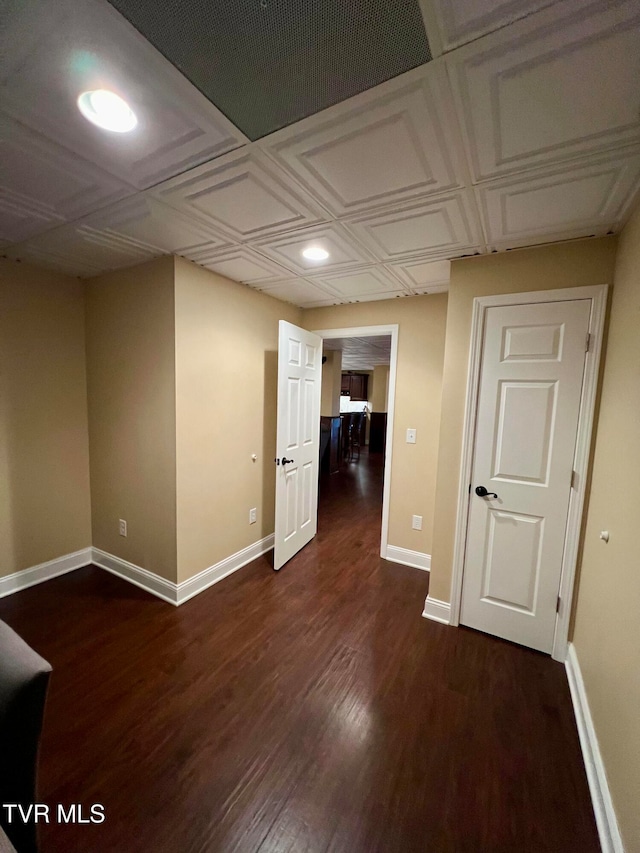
[302, 246, 329, 261]
[77, 90, 137, 133]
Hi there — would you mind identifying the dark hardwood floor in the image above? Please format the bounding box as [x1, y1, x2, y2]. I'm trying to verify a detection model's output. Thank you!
[0, 451, 598, 852]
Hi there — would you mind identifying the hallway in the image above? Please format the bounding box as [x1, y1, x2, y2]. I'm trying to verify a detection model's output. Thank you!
[0, 452, 598, 852]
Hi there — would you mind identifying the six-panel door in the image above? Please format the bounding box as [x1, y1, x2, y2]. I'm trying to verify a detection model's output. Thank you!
[460, 300, 591, 653]
[274, 321, 322, 571]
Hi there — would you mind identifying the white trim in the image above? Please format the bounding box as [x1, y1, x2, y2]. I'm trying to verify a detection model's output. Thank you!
[0, 548, 92, 598]
[552, 286, 608, 660]
[386, 545, 431, 571]
[447, 284, 608, 662]
[421, 595, 451, 625]
[92, 535, 275, 607]
[176, 534, 274, 605]
[0, 537, 274, 606]
[91, 547, 179, 605]
[565, 643, 624, 853]
[312, 324, 399, 562]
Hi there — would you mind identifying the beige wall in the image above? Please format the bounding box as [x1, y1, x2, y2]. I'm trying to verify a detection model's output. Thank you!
[85, 256, 177, 582]
[174, 258, 301, 583]
[371, 365, 390, 412]
[302, 295, 448, 557]
[428, 237, 618, 601]
[0, 259, 91, 576]
[571, 210, 640, 851]
[320, 349, 342, 417]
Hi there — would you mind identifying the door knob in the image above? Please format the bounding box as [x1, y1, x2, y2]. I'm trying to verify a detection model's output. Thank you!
[281, 457, 295, 465]
[475, 485, 498, 499]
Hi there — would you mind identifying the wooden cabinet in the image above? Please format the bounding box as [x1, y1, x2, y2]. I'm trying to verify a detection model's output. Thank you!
[340, 373, 369, 401]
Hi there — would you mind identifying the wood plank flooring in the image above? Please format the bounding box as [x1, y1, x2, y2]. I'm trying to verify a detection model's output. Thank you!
[0, 451, 599, 852]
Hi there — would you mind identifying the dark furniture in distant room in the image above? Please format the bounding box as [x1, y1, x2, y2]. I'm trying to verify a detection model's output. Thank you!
[369, 412, 387, 454]
[320, 416, 342, 474]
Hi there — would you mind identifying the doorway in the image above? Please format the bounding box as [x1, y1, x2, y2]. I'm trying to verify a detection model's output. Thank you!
[313, 325, 399, 560]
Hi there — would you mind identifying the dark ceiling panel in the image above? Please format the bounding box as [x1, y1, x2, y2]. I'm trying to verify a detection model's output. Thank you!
[107, 0, 432, 141]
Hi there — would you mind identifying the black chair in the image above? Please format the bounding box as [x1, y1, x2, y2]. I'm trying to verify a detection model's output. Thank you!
[0, 621, 52, 853]
[340, 413, 353, 461]
[348, 412, 366, 461]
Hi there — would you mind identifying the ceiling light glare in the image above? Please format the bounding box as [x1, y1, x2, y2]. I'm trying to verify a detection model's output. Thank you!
[77, 90, 137, 133]
[302, 246, 329, 261]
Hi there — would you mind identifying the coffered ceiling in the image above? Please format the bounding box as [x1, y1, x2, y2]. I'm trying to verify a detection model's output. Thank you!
[323, 336, 392, 371]
[1, 0, 639, 307]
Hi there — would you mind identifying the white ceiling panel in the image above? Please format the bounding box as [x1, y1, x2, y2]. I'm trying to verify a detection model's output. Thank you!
[427, 0, 557, 52]
[5, 222, 158, 277]
[344, 191, 483, 261]
[0, 115, 131, 243]
[81, 194, 226, 256]
[448, 0, 640, 183]
[323, 335, 392, 369]
[308, 265, 407, 299]
[184, 245, 291, 284]
[255, 279, 341, 307]
[342, 290, 415, 304]
[263, 63, 466, 217]
[151, 149, 326, 242]
[0, 190, 63, 247]
[254, 223, 374, 275]
[2, 0, 639, 292]
[0, 0, 247, 190]
[478, 148, 640, 248]
[388, 257, 451, 291]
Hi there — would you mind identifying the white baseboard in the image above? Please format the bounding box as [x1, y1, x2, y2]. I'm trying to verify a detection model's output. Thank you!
[176, 534, 274, 605]
[91, 535, 275, 607]
[91, 547, 179, 605]
[565, 643, 624, 853]
[421, 595, 451, 625]
[0, 548, 92, 599]
[386, 545, 431, 571]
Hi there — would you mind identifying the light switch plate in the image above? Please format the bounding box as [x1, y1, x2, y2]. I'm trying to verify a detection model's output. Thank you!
[406, 428, 416, 444]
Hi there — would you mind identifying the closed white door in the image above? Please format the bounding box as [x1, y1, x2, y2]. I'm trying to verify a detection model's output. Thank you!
[460, 299, 591, 653]
[274, 321, 322, 571]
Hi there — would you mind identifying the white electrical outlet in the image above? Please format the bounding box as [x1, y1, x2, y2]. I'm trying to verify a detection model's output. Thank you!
[406, 428, 417, 444]
[119, 519, 127, 537]
[249, 507, 257, 524]
[412, 515, 422, 530]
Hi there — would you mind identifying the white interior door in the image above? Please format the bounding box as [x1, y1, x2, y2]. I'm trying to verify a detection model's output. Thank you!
[274, 321, 322, 571]
[460, 299, 591, 653]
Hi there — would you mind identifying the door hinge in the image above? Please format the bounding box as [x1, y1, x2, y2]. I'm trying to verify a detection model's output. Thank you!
[556, 595, 561, 614]
[585, 333, 591, 352]
[570, 469, 577, 489]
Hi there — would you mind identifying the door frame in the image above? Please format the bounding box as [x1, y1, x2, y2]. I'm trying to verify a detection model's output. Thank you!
[449, 285, 608, 662]
[311, 324, 399, 560]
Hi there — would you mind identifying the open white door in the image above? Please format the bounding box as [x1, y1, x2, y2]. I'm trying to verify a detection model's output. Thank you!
[274, 321, 322, 571]
[460, 299, 591, 653]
